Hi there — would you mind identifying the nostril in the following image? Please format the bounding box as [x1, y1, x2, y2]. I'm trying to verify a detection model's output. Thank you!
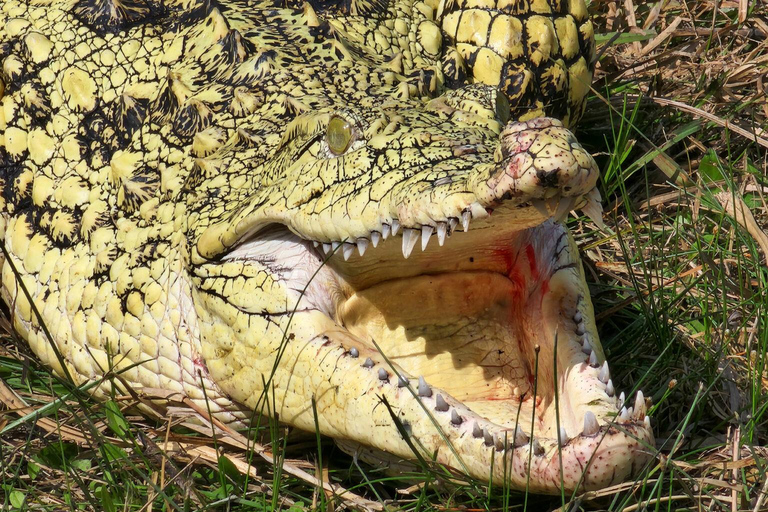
[536, 168, 560, 188]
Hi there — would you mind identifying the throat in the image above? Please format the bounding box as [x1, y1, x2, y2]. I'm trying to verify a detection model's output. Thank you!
[338, 264, 554, 428]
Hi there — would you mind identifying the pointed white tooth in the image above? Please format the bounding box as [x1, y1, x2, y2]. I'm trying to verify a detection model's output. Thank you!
[618, 392, 626, 405]
[483, 429, 494, 446]
[448, 217, 458, 233]
[532, 439, 545, 455]
[643, 416, 651, 429]
[581, 189, 605, 229]
[583, 411, 599, 435]
[494, 435, 504, 451]
[391, 220, 400, 236]
[473, 422, 483, 438]
[421, 225, 433, 250]
[575, 322, 586, 335]
[573, 311, 583, 323]
[598, 361, 610, 383]
[634, 391, 646, 418]
[398, 375, 409, 387]
[558, 427, 568, 446]
[461, 211, 470, 232]
[332, 241, 341, 251]
[312, 241, 319, 247]
[451, 409, 463, 425]
[532, 199, 550, 218]
[381, 224, 390, 239]
[554, 197, 575, 222]
[343, 243, 355, 260]
[322, 243, 332, 254]
[582, 336, 592, 354]
[514, 425, 528, 447]
[357, 238, 368, 256]
[588, 350, 598, 366]
[605, 379, 615, 397]
[402, 228, 418, 259]
[417, 376, 432, 397]
[370, 231, 380, 247]
[436, 222, 447, 246]
[619, 407, 630, 422]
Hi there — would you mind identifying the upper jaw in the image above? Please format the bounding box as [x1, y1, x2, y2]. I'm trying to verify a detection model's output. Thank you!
[194, 117, 601, 263]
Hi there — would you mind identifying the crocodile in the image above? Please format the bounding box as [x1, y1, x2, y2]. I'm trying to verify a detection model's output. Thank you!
[0, 0, 653, 495]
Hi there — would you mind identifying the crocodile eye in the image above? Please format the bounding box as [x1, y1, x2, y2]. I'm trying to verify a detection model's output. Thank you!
[495, 92, 510, 124]
[326, 116, 352, 155]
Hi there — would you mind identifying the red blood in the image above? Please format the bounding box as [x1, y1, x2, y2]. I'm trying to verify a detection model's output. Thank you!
[525, 244, 538, 280]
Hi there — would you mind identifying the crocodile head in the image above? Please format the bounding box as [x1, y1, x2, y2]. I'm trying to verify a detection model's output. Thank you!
[0, 0, 653, 496]
[189, 89, 654, 492]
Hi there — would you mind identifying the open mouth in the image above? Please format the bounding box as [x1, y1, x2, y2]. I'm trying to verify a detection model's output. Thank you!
[202, 119, 654, 493]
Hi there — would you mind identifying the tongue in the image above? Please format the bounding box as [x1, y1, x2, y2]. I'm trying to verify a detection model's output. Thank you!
[337, 271, 539, 404]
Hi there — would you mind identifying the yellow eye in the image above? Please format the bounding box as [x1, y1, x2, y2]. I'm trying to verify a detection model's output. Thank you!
[326, 116, 352, 155]
[495, 92, 510, 124]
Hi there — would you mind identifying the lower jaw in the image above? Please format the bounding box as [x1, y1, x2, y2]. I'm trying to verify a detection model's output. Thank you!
[325, 221, 655, 491]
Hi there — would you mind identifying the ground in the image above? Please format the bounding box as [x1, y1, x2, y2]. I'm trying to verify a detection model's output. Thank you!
[1, 0, 767, 510]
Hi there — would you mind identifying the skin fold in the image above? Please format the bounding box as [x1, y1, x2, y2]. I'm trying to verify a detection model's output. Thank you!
[0, 0, 653, 494]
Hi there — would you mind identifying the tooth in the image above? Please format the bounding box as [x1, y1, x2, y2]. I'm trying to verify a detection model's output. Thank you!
[583, 411, 599, 435]
[398, 375, 409, 387]
[598, 361, 609, 383]
[332, 241, 341, 251]
[448, 217, 458, 233]
[421, 225, 433, 250]
[581, 188, 605, 229]
[451, 409, 463, 425]
[643, 416, 651, 429]
[495, 435, 505, 451]
[322, 243, 332, 254]
[532, 439, 545, 455]
[435, 394, 449, 412]
[473, 423, 483, 438]
[418, 376, 432, 397]
[312, 241, 319, 247]
[605, 379, 615, 396]
[532, 199, 550, 218]
[573, 311, 582, 323]
[512, 387, 521, 397]
[555, 197, 575, 221]
[618, 392, 626, 405]
[558, 427, 568, 446]
[381, 224, 390, 239]
[575, 322, 586, 335]
[370, 231, 381, 247]
[391, 219, 400, 236]
[514, 426, 528, 447]
[349, 347, 359, 358]
[363, 358, 374, 368]
[588, 350, 598, 366]
[634, 391, 646, 418]
[461, 211, 470, 232]
[627, 406, 634, 418]
[378, 368, 388, 381]
[343, 242, 355, 260]
[619, 407, 630, 422]
[357, 238, 368, 256]
[582, 336, 592, 354]
[402, 228, 419, 258]
[436, 222, 447, 246]
[483, 429, 493, 446]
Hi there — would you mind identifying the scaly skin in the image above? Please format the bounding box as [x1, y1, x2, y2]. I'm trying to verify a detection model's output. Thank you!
[0, 0, 653, 494]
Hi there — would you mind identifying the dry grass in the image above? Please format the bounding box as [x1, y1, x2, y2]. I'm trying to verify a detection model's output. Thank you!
[1, 0, 767, 510]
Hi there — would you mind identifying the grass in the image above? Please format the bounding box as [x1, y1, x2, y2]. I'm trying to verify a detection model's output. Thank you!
[1, 0, 767, 509]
